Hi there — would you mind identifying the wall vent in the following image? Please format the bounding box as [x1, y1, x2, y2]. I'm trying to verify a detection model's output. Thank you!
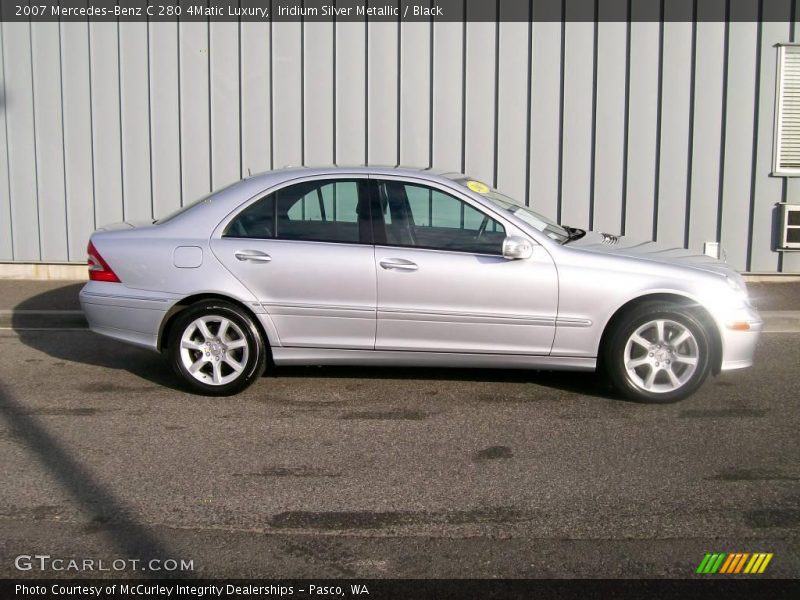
[774, 45, 800, 175]
[779, 203, 800, 250]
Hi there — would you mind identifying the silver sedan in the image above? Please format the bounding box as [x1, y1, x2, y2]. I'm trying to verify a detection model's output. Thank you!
[79, 167, 761, 402]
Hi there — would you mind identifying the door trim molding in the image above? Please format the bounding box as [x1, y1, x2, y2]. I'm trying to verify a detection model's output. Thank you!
[272, 347, 596, 370]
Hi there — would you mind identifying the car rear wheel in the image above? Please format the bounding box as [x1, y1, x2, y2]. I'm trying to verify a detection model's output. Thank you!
[604, 302, 712, 403]
[168, 300, 266, 396]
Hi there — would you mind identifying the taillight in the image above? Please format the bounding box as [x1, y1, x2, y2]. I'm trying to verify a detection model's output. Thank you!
[87, 241, 121, 283]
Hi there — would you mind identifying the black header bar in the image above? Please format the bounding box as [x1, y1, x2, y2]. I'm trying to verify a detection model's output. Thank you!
[0, 0, 793, 23]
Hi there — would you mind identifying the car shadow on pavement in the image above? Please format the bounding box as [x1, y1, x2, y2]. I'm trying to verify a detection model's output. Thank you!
[13, 283, 627, 401]
[0, 383, 182, 575]
[12, 283, 185, 393]
[269, 365, 626, 401]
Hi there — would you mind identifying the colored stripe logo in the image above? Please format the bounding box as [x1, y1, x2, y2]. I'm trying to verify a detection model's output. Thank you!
[696, 552, 773, 574]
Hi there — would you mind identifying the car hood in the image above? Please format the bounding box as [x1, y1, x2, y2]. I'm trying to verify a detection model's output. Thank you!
[567, 231, 737, 278]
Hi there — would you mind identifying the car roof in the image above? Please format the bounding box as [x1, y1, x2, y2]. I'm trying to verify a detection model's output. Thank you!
[243, 165, 470, 187]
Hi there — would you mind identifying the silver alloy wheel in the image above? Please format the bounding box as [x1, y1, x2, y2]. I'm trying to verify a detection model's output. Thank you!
[179, 315, 250, 386]
[623, 318, 699, 394]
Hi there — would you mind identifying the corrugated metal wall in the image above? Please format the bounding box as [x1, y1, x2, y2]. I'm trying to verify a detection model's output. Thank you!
[2, 6, 800, 272]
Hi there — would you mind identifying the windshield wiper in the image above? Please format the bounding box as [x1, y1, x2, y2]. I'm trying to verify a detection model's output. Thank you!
[562, 226, 587, 244]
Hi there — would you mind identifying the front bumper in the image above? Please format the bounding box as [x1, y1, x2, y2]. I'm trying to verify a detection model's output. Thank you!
[718, 304, 762, 371]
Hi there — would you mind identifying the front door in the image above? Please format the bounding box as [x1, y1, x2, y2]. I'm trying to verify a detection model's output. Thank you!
[372, 178, 558, 355]
[211, 177, 377, 349]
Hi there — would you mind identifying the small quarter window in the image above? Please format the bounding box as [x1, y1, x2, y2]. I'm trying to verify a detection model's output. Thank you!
[223, 195, 275, 239]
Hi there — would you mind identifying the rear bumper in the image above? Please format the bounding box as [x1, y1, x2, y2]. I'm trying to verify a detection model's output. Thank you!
[719, 305, 762, 371]
[79, 281, 174, 351]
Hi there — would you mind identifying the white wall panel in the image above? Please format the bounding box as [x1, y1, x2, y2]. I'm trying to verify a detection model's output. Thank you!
[431, 19, 462, 171]
[240, 19, 271, 176]
[149, 22, 181, 219]
[210, 21, 240, 190]
[31, 21, 67, 260]
[624, 19, 659, 237]
[688, 15, 726, 253]
[592, 16, 626, 235]
[305, 21, 334, 166]
[367, 20, 398, 166]
[119, 22, 152, 221]
[60, 21, 95, 261]
[3, 22, 40, 260]
[0, 23, 12, 260]
[463, 18, 495, 185]
[495, 13, 530, 203]
[179, 21, 211, 205]
[272, 21, 303, 167]
[89, 22, 123, 228]
[399, 20, 430, 167]
[335, 21, 366, 165]
[656, 14, 692, 247]
[529, 18, 561, 218]
[560, 19, 594, 229]
[720, 21, 757, 270]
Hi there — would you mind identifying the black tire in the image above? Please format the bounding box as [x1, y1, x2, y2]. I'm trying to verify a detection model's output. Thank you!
[603, 302, 712, 403]
[167, 300, 267, 396]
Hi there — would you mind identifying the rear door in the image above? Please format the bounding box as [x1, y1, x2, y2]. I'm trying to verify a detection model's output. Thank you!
[211, 176, 377, 349]
[371, 177, 558, 355]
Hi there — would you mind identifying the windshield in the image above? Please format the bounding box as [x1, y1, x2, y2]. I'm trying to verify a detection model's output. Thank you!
[154, 193, 213, 225]
[452, 178, 570, 243]
[155, 180, 243, 224]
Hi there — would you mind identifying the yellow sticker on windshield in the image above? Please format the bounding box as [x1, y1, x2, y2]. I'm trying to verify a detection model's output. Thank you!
[466, 180, 490, 194]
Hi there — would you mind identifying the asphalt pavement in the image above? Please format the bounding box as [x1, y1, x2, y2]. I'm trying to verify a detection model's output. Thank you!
[0, 280, 798, 579]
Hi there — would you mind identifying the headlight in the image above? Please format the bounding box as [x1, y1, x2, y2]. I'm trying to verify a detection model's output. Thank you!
[725, 276, 750, 307]
[697, 276, 757, 331]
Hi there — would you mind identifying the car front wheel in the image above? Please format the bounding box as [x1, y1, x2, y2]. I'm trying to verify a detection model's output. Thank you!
[604, 302, 712, 403]
[168, 300, 266, 396]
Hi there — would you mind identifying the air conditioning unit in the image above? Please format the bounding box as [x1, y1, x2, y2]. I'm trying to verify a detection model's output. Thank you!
[779, 203, 800, 250]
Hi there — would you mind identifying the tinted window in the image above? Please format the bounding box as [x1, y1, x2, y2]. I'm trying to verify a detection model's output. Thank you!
[224, 194, 275, 239]
[378, 181, 506, 254]
[224, 179, 368, 243]
[284, 181, 359, 225]
[278, 180, 362, 242]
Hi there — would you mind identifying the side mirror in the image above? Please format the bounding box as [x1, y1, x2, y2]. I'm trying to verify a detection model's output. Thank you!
[502, 235, 534, 260]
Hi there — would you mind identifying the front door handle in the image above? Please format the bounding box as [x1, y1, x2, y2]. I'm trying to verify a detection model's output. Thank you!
[379, 258, 419, 272]
[234, 250, 272, 263]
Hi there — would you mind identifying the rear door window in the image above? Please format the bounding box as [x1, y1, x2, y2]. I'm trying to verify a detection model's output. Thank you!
[224, 179, 370, 243]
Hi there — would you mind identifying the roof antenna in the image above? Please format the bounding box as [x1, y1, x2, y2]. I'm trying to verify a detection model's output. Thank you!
[247, 167, 251, 177]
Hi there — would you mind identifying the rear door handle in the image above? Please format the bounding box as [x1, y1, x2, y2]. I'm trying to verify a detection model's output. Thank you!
[234, 250, 272, 263]
[379, 258, 419, 272]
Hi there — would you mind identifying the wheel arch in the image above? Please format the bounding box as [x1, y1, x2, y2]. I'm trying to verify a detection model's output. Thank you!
[597, 293, 723, 376]
[157, 293, 273, 357]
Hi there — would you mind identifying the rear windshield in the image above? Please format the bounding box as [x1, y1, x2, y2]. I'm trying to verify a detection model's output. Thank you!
[155, 180, 243, 224]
